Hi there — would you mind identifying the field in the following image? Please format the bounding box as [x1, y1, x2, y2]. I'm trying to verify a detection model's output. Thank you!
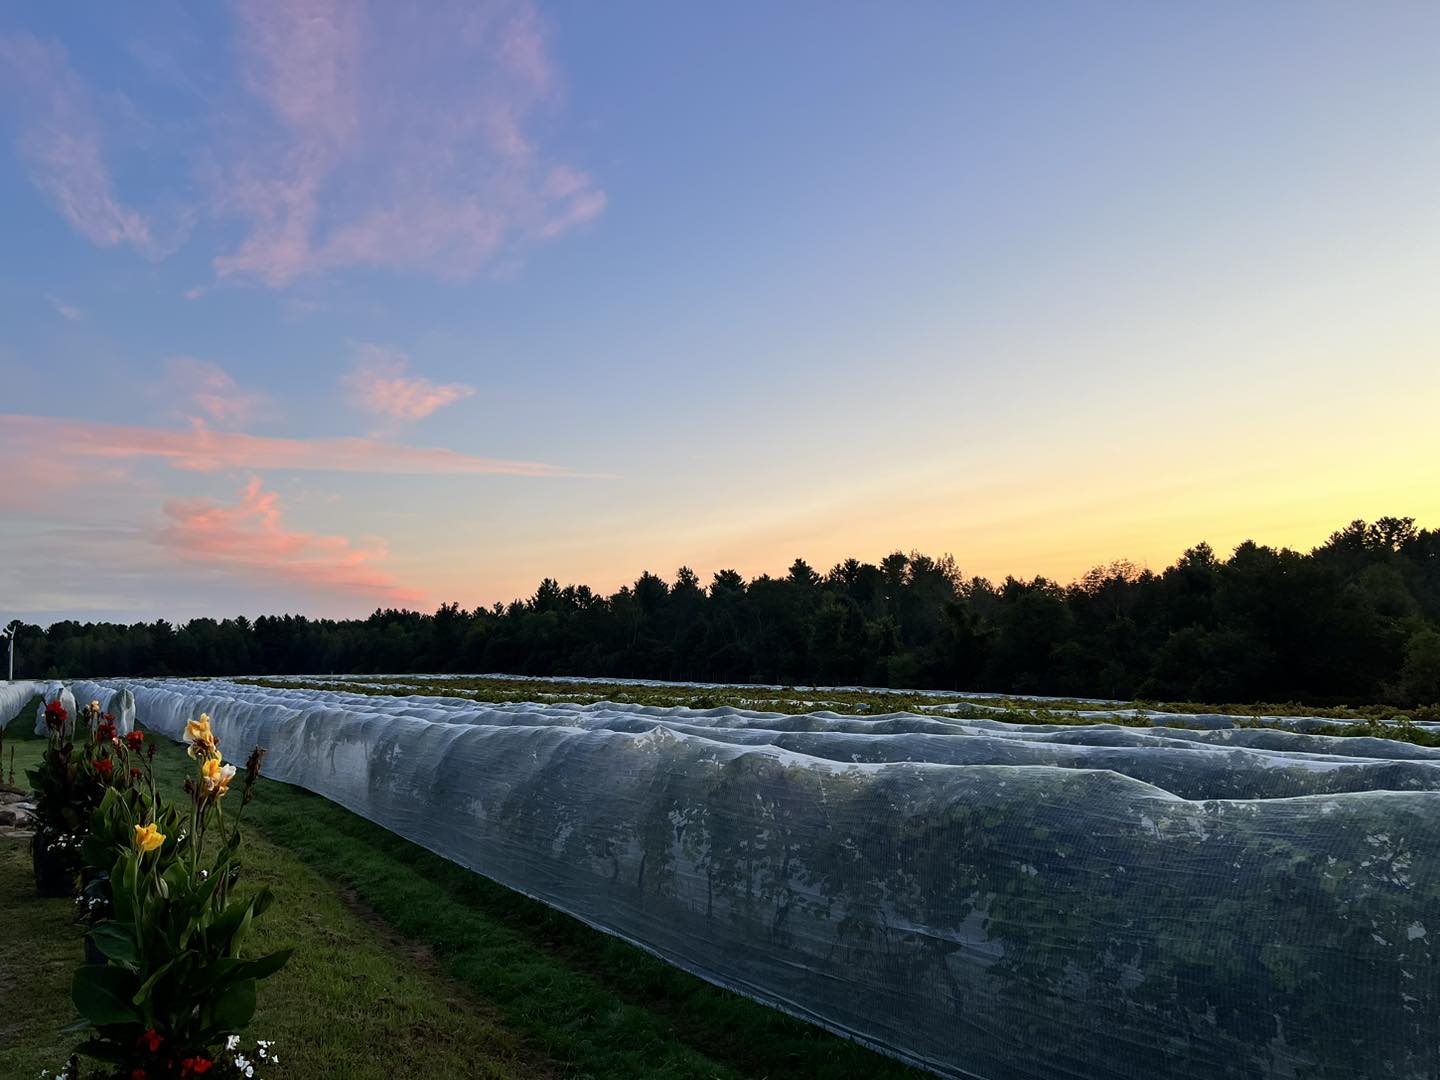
[243, 672, 1440, 743]
[4, 675, 1437, 1079]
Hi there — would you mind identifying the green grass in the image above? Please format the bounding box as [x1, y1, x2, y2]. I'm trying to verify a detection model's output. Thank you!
[0, 823, 78, 1078]
[2, 727, 557, 1080]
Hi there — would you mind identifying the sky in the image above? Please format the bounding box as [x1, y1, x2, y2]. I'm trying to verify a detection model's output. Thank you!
[1, 2, 1438, 624]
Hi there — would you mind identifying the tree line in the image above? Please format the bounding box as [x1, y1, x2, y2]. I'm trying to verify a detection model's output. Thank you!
[11, 516, 1440, 707]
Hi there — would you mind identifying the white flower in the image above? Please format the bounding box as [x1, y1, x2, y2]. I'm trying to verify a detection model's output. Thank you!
[227, 1035, 241, 1051]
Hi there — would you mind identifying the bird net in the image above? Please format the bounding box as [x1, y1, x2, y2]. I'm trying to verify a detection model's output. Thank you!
[80, 677, 1439, 1079]
[0, 680, 44, 730]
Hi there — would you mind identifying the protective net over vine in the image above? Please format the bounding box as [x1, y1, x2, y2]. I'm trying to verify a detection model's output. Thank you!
[0, 680, 44, 729]
[87, 678, 1440, 1079]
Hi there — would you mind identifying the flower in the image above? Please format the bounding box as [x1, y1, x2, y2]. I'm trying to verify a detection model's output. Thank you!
[130, 767, 143, 780]
[137, 1029, 163, 1053]
[133, 823, 165, 853]
[95, 757, 113, 777]
[96, 721, 118, 743]
[131, 1069, 147, 1080]
[243, 745, 268, 789]
[200, 757, 237, 797]
[178, 1057, 212, 1076]
[126, 731, 145, 750]
[185, 715, 219, 760]
[43, 699, 68, 730]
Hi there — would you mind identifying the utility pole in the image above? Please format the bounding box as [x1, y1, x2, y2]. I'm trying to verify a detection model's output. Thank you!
[1, 623, 16, 681]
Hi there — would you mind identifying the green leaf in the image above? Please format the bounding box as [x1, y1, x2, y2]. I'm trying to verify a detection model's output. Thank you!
[211, 977, 257, 1029]
[89, 922, 141, 966]
[72, 965, 141, 1027]
[210, 889, 261, 945]
[249, 885, 275, 919]
[230, 947, 293, 984]
[131, 952, 186, 1005]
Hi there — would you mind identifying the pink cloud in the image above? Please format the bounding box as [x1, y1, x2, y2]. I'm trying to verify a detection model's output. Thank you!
[0, 452, 103, 511]
[0, 34, 162, 256]
[158, 477, 424, 604]
[0, 414, 582, 478]
[165, 357, 269, 427]
[342, 344, 475, 421]
[210, 0, 604, 286]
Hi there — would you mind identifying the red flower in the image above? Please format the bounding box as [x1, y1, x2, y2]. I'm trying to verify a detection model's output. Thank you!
[138, 1028, 163, 1053]
[131, 1069, 147, 1080]
[97, 722, 118, 743]
[179, 1057, 213, 1076]
[126, 731, 145, 750]
[131, 767, 143, 780]
[43, 699, 68, 729]
[96, 757, 113, 776]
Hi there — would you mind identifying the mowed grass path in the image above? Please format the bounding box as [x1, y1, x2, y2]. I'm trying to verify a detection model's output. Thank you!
[4, 718, 925, 1080]
[2, 731, 557, 1080]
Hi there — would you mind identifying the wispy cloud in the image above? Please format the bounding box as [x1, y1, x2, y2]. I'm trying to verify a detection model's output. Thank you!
[209, 0, 604, 286]
[0, 414, 580, 477]
[342, 344, 475, 421]
[165, 357, 269, 427]
[1, 6, 598, 284]
[0, 34, 168, 256]
[158, 476, 424, 604]
[47, 295, 85, 322]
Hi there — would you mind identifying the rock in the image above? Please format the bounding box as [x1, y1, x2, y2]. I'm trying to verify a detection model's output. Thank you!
[0, 804, 35, 827]
[0, 788, 37, 826]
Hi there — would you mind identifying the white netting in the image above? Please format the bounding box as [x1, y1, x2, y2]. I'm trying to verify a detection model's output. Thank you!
[0, 680, 44, 730]
[31, 683, 76, 736]
[80, 677, 1440, 1079]
[70, 681, 137, 736]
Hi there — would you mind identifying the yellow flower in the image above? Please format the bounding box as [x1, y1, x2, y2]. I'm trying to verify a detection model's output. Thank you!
[185, 714, 219, 760]
[200, 756, 237, 797]
[134, 823, 165, 853]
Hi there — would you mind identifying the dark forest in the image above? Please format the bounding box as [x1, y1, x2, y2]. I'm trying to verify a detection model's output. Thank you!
[11, 517, 1440, 707]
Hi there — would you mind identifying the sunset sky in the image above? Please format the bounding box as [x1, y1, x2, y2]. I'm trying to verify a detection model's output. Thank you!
[2, 2, 1438, 624]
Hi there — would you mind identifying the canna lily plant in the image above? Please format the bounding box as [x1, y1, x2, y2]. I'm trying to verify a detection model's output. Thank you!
[30, 700, 144, 897]
[69, 714, 291, 1078]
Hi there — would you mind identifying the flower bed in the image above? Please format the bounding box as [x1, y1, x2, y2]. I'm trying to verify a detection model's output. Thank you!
[22, 698, 290, 1080]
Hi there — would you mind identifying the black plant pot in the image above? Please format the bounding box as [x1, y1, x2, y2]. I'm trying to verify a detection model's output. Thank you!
[32, 836, 75, 898]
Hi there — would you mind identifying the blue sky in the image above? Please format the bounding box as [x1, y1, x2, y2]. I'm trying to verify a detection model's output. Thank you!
[2, 2, 1438, 622]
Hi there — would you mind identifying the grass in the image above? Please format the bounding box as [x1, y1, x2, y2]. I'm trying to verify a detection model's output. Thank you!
[4, 717, 925, 1079]
[0, 828, 78, 1078]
